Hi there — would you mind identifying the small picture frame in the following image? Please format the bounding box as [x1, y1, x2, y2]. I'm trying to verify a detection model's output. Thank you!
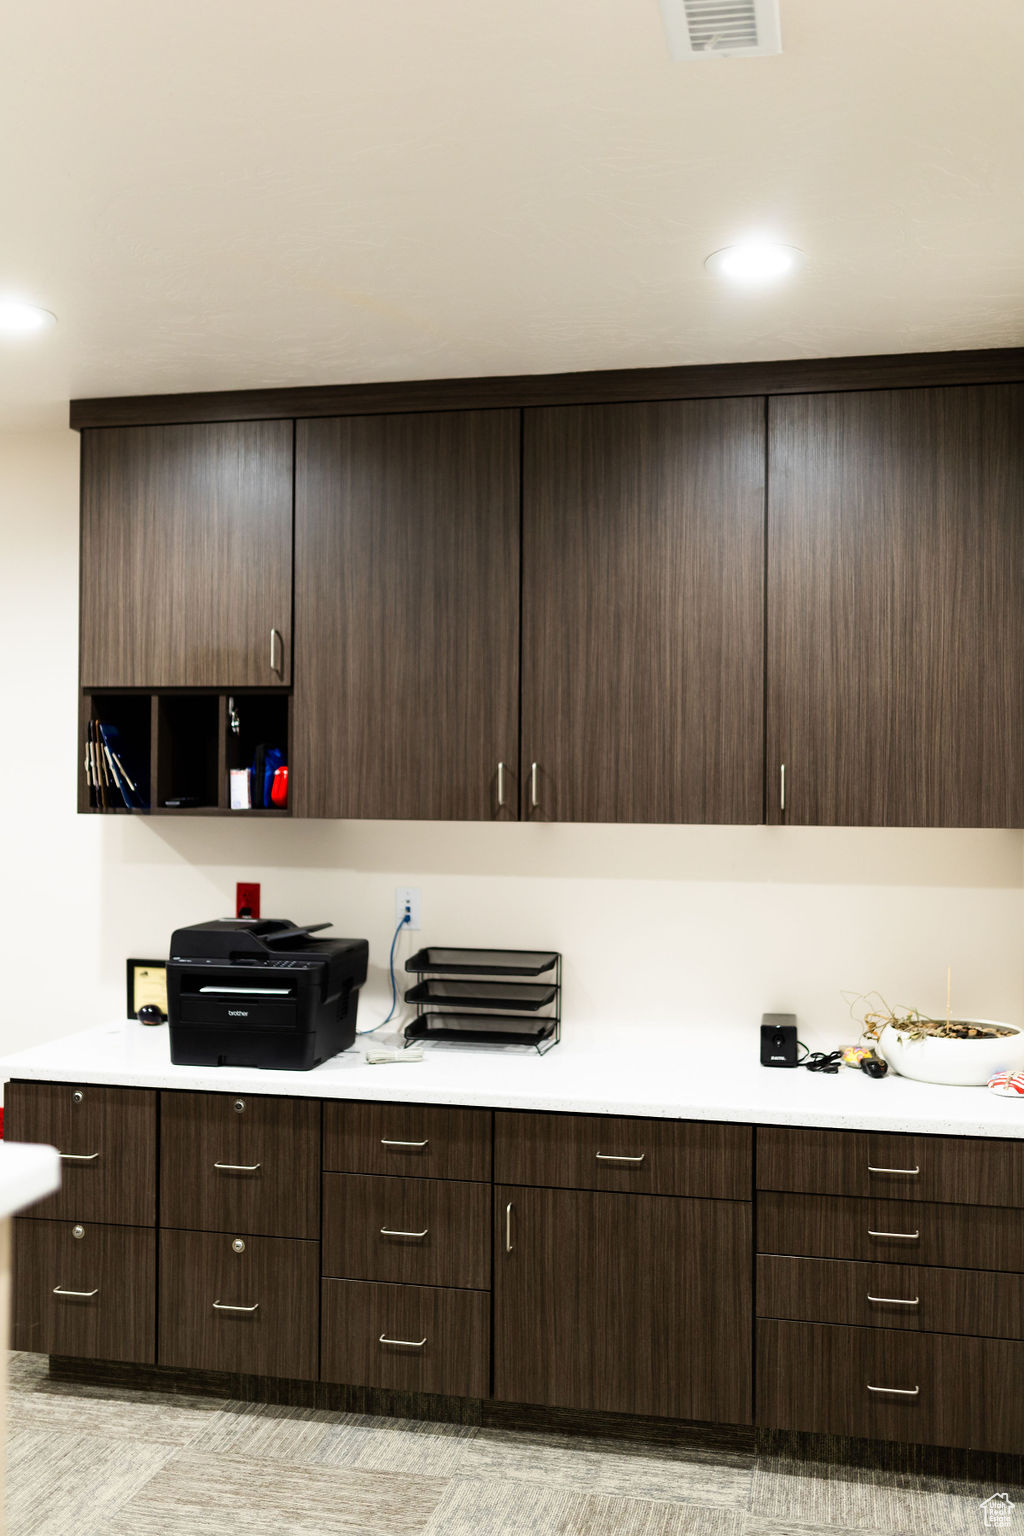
[126, 959, 168, 1021]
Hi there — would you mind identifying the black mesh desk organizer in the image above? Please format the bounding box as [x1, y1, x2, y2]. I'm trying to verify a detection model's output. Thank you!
[403, 948, 561, 1054]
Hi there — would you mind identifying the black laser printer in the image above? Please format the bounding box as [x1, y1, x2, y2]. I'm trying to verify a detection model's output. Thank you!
[167, 918, 369, 1071]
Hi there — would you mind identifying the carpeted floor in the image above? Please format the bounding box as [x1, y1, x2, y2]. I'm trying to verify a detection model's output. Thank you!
[4, 1353, 1019, 1535]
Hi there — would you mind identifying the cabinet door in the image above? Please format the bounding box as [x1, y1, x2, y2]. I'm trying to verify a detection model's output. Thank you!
[521, 399, 765, 824]
[494, 1185, 751, 1423]
[80, 422, 293, 687]
[768, 385, 1024, 826]
[294, 411, 520, 819]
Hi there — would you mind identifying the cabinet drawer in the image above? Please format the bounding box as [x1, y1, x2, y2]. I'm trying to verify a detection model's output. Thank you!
[495, 1111, 751, 1199]
[757, 1254, 1024, 1340]
[758, 1319, 1024, 1454]
[758, 1191, 1024, 1273]
[321, 1278, 489, 1398]
[158, 1228, 318, 1379]
[757, 1126, 1024, 1207]
[323, 1173, 490, 1290]
[5, 1082, 156, 1226]
[12, 1218, 155, 1364]
[323, 1102, 491, 1182]
[160, 1091, 320, 1239]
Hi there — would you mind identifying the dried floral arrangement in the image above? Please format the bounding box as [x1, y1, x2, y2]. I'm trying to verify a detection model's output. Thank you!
[843, 987, 1015, 1044]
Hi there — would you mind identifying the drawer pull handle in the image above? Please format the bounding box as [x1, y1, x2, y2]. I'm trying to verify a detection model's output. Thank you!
[867, 1165, 920, 1176]
[867, 1229, 919, 1240]
[595, 1152, 646, 1163]
[380, 1227, 429, 1239]
[867, 1383, 920, 1396]
[506, 1200, 514, 1253]
[213, 1162, 262, 1172]
[52, 1285, 99, 1298]
[213, 1300, 259, 1313]
[59, 1152, 99, 1162]
[379, 1334, 427, 1348]
[867, 1294, 920, 1307]
[380, 1138, 429, 1149]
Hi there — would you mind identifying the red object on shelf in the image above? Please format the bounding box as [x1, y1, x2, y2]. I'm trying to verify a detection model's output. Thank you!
[270, 765, 289, 809]
[236, 882, 261, 919]
[0, 1106, 5, 1138]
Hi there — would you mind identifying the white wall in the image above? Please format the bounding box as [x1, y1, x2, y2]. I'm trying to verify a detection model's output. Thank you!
[2, 427, 1022, 1067]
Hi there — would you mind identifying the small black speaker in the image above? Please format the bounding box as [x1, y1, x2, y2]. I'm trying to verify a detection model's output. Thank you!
[761, 1014, 798, 1067]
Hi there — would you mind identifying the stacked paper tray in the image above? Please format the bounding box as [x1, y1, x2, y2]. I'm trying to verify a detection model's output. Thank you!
[402, 949, 561, 1053]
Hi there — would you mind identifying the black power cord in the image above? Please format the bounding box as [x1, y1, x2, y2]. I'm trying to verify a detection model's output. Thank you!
[796, 1042, 844, 1074]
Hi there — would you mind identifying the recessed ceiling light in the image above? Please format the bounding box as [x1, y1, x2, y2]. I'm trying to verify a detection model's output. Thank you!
[705, 243, 805, 284]
[0, 299, 57, 335]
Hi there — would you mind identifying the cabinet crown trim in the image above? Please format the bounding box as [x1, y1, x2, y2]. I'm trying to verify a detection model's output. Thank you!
[69, 347, 1024, 430]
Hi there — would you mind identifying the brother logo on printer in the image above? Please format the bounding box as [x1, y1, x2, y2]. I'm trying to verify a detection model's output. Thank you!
[228, 1009, 249, 1017]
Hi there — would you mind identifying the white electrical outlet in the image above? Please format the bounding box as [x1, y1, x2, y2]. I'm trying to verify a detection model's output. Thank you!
[394, 886, 421, 930]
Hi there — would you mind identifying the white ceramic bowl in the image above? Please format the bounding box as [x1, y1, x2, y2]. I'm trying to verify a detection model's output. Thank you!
[877, 1019, 1024, 1087]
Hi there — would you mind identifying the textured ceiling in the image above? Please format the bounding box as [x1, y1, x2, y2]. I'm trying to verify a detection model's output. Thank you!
[1, 0, 1023, 427]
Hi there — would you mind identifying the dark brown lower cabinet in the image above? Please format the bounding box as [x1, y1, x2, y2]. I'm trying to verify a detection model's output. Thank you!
[321, 1278, 489, 1397]
[160, 1091, 321, 1240]
[5, 1082, 157, 1227]
[322, 1173, 490, 1290]
[494, 1185, 751, 1423]
[758, 1319, 1024, 1454]
[758, 1191, 1024, 1272]
[12, 1218, 155, 1364]
[158, 1229, 318, 1379]
[757, 1254, 1024, 1340]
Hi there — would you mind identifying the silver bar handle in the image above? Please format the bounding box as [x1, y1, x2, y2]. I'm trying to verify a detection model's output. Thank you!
[380, 1227, 429, 1239]
[530, 762, 539, 810]
[868, 1165, 920, 1176]
[213, 1300, 259, 1313]
[596, 1152, 646, 1163]
[214, 1162, 262, 1172]
[59, 1152, 99, 1162]
[868, 1228, 920, 1240]
[379, 1333, 427, 1348]
[380, 1138, 428, 1149]
[867, 1294, 920, 1306]
[270, 626, 282, 675]
[505, 1200, 513, 1253]
[497, 761, 507, 808]
[867, 1383, 920, 1396]
[780, 763, 786, 812]
[53, 1285, 98, 1298]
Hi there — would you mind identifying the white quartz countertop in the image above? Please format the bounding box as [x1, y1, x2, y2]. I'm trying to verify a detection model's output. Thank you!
[2, 1020, 1024, 1139]
[0, 1141, 60, 1220]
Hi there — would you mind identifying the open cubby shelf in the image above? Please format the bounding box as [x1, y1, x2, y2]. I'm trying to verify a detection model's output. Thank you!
[80, 688, 292, 816]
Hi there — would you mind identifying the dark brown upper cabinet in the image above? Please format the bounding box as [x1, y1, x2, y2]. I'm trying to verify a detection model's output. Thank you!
[79, 422, 294, 688]
[521, 399, 765, 824]
[293, 411, 520, 819]
[767, 385, 1024, 827]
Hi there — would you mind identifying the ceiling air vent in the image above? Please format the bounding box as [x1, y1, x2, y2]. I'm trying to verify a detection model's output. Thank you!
[659, 0, 782, 60]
